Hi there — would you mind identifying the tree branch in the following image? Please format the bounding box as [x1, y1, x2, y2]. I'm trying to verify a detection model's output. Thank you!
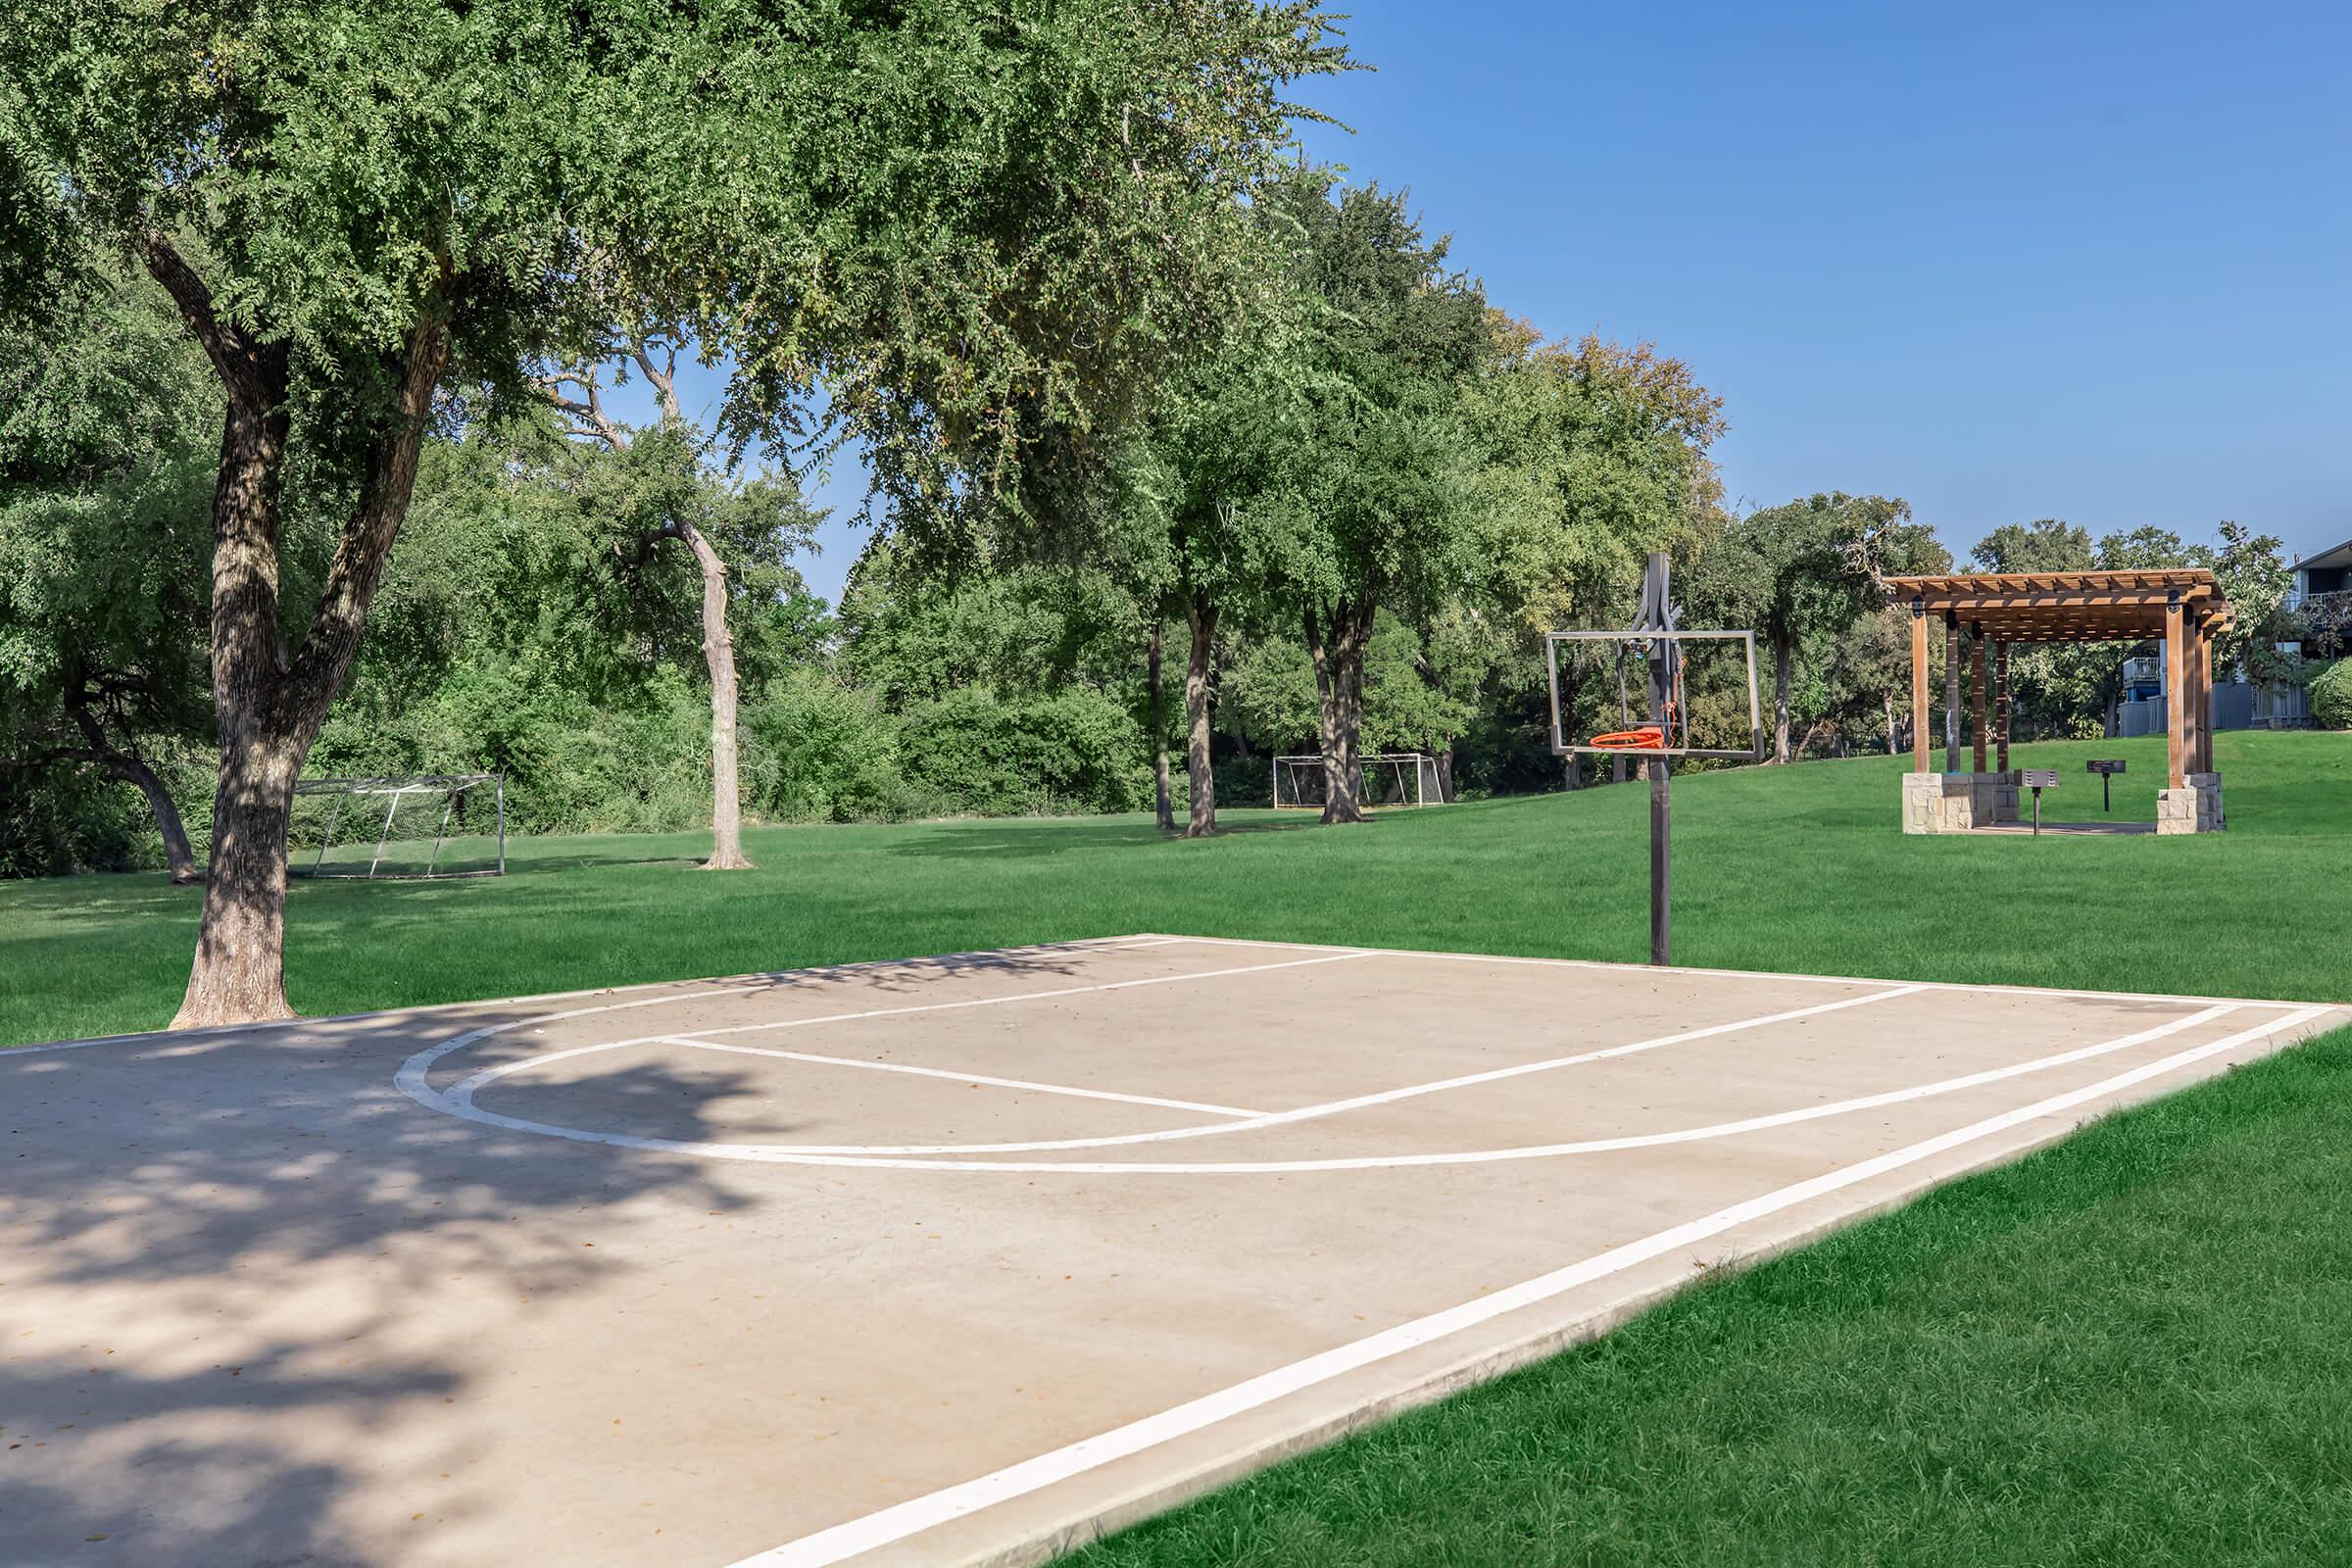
[630, 335, 684, 427]
[281, 295, 453, 723]
[535, 366, 625, 447]
[132, 229, 284, 410]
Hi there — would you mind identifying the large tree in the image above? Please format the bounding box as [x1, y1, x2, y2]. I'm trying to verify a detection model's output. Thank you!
[0, 0, 1342, 1025]
[1467, 331, 1728, 787]
[1239, 172, 1492, 822]
[538, 339, 821, 871]
[1110, 346, 1307, 835]
[1690, 492, 1922, 764]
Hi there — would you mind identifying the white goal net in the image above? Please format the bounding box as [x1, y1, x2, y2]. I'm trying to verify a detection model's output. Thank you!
[1271, 753, 1446, 809]
[288, 774, 507, 879]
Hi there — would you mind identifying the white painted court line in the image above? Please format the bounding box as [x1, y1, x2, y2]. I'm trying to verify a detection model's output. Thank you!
[1128, 934, 2342, 1014]
[664, 950, 1380, 1045]
[559, 984, 1930, 1158]
[459, 999, 2255, 1174]
[404, 950, 1375, 1121]
[724, 1002, 2336, 1568]
[423, 987, 1929, 1161]
[654, 1037, 1266, 1119]
[407, 988, 2297, 1173]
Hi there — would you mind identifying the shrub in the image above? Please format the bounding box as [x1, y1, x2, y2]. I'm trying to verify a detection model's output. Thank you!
[743, 668, 933, 822]
[2311, 659, 2352, 730]
[904, 687, 1150, 815]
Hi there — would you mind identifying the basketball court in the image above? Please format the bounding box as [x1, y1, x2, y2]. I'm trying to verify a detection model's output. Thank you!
[4, 936, 2342, 1568]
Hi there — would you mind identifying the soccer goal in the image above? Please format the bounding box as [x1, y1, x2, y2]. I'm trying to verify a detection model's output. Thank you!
[288, 774, 507, 880]
[1271, 753, 1446, 809]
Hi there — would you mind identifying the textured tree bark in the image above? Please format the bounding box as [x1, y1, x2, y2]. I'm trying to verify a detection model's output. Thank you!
[153, 236, 449, 1029]
[1182, 595, 1217, 837]
[1772, 633, 1794, 764]
[1435, 746, 1456, 803]
[683, 521, 753, 870]
[1305, 596, 1372, 824]
[176, 386, 300, 1027]
[1147, 618, 1174, 831]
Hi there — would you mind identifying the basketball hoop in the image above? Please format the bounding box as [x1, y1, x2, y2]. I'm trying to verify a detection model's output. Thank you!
[1544, 553, 1762, 966]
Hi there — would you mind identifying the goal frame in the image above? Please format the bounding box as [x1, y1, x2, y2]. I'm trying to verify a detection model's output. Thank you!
[1544, 628, 1765, 760]
[290, 773, 508, 880]
[1270, 752, 1446, 809]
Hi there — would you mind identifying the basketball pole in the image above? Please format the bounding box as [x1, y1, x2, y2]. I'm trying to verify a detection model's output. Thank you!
[1642, 552, 1673, 967]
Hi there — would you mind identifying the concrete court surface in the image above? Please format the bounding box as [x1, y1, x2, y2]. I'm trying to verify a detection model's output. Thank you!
[3, 935, 2344, 1568]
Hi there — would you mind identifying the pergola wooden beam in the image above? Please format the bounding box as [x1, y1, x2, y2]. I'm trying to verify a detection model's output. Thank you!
[1970, 627, 1987, 771]
[2166, 596, 2186, 789]
[1903, 589, 2219, 612]
[1943, 613, 1961, 772]
[1889, 570, 2217, 595]
[1994, 639, 2010, 770]
[1911, 604, 1929, 773]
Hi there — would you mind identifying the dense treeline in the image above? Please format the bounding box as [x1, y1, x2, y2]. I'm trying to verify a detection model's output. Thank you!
[0, 4, 2332, 1034]
[1, 206, 2323, 878]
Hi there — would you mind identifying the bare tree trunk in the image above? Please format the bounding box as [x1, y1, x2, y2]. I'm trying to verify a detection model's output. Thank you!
[148, 231, 449, 1029]
[1305, 607, 1339, 811]
[683, 522, 753, 870]
[63, 673, 200, 884]
[1308, 596, 1373, 824]
[113, 755, 200, 884]
[1182, 595, 1217, 837]
[1884, 689, 1898, 755]
[1148, 617, 1174, 831]
[1773, 632, 1794, 764]
[1435, 747, 1457, 803]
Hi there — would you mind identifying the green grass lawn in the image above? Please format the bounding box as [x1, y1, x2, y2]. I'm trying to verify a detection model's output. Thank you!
[4, 728, 2345, 1048]
[7, 729, 2351, 1564]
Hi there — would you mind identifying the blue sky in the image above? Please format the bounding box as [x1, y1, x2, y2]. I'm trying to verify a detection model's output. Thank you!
[660, 2, 2352, 604]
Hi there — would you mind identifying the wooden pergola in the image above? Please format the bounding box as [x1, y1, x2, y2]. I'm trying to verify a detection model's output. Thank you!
[1884, 570, 2233, 791]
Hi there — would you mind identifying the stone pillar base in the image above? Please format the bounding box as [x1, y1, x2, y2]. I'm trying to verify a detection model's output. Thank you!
[1902, 770, 2008, 834]
[2158, 772, 2226, 835]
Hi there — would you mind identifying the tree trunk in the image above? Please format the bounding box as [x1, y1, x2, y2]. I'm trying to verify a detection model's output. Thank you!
[111, 754, 199, 884]
[1148, 617, 1174, 831]
[1307, 595, 1373, 824]
[1435, 746, 1457, 803]
[1773, 632, 1794, 764]
[1182, 595, 1217, 837]
[160, 260, 448, 1029]
[682, 521, 753, 870]
[63, 672, 200, 885]
[176, 385, 301, 1026]
[1884, 689, 1898, 755]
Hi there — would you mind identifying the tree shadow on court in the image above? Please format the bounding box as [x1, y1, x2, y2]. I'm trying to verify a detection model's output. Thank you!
[0, 942, 1130, 1557]
[0, 1012, 803, 1566]
[0, 1342, 459, 1568]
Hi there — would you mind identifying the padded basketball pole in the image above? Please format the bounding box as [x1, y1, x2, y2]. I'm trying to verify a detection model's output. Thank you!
[1639, 552, 1674, 967]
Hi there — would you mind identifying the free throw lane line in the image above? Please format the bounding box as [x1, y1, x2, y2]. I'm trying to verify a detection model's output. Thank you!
[726, 1003, 2334, 1568]
[423, 987, 1929, 1161]
[403, 949, 1375, 1115]
[655, 1037, 1265, 1119]
[426, 996, 2252, 1170]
